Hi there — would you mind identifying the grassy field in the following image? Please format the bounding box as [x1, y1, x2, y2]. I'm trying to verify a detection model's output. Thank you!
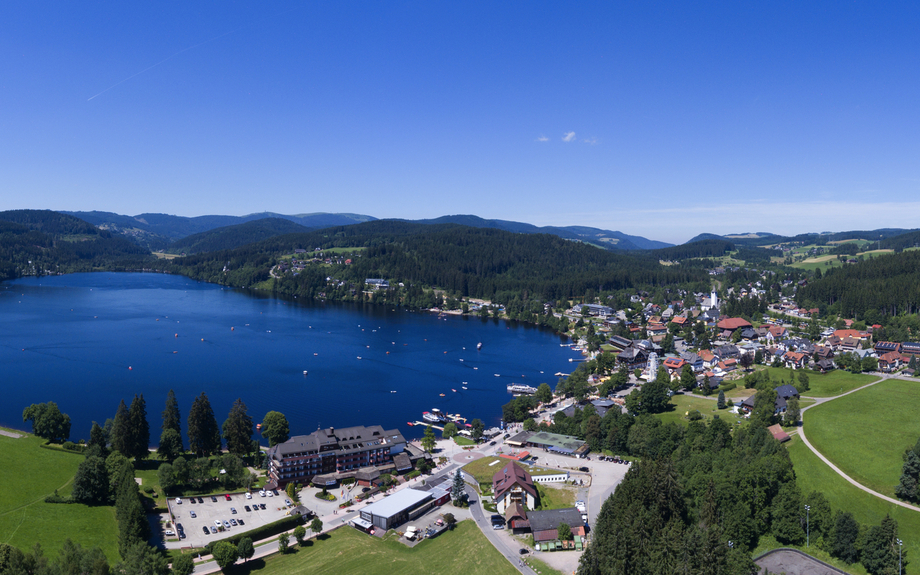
[536, 483, 576, 510]
[760, 367, 877, 397]
[453, 436, 476, 446]
[786, 435, 920, 574]
[805, 378, 920, 497]
[0, 434, 120, 562]
[652, 394, 744, 427]
[235, 519, 518, 575]
[790, 248, 894, 271]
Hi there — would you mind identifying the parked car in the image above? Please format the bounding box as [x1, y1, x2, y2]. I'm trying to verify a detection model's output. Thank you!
[174, 498, 182, 505]
[164, 530, 175, 536]
[214, 520, 222, 527]
[244, 505, 251, 512]
[224, 494, 232, 501]
[223, 520, 231, 529]
[198, 497, 204, 504]
[284, 499, 292, 507]
[230, 518, 238, 527]
[245, 492, 252, 499]
[189, 511, 197, 518]
[202, 526, 210, 535]
[230, 507, 237, 514]
[267, 491, 274, 497]
[211, 496, 218, 503]
[210, 526, 218, 534]
[259, 490, 266, 497]
[238, 519, 245, 526]
[259, 503, 266, 510]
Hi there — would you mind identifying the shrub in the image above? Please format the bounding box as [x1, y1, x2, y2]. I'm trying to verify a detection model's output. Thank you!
[205, 515, 304, 551]
[405, 470, 421, 480]
[44, 490, 72, 504]
[687, 410, 703, 421]
[143, 486, 155, 494]
[720, 382, 737, 392]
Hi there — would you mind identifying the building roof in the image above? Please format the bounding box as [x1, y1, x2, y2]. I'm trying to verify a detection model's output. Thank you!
[505, 430, 535, 446]
[361, 488, 432, 520]
[768, 424, 791, 442]
[519, 431, 587, 454]
[493, 461, 537, 502]
[393, 452, 413, 472]
[527, 508, 585, 535]
[355, 467, 381, 481]
[717, 318, 753, 330]
[833, 329, 865, 340]
[270, 424, 406, 459]
[775, 385, 799, 399]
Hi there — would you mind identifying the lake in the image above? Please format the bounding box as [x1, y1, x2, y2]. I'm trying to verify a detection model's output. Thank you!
[0, 273, 579, 443]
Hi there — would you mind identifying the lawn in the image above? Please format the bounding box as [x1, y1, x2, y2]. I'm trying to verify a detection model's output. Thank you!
[761, 367, 877, 397]
[236, 519, 518, 575]
[453, 436, 476, 446]
[786, 436, 920, 574]
[0, 434, 120, 562]
[652, 394, 743, 427]
[536, 483, 576, 510]
[805, 378, 920, 497]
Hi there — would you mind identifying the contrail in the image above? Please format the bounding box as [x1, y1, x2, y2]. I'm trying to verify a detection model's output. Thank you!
[86, 7, 298, 102]
[87, 29, 238, 101]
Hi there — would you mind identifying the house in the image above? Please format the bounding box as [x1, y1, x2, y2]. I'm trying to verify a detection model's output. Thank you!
[607, 335, 632, 352]
[572, 304, 614, 317]
[716, 318, 753, 338]
[767, 325, 787, 341]
[783, 351, 808, 369]
[699, 349, 717, 369]
[816, 359, 836, 372]
[815, 345, 835, 361]
[492, 461, 538, 514]
[840, 337, 860, 353]
[902, 342, 920, 357]
[671, 315, 689, 327]
[740, 385, 798, 416]
[715, 344, 741, 361]
[617, 346, 649, 370]
[365, 279, 390, 290]
[740, 328, 758, 341]
[833, 329, 866, 341]
[878, 351, 902, 373]
[680, 352, 704, 373]
[715, 359, 738, 373]
[776, 385, 800, 402]
[662, 357, 688, 377]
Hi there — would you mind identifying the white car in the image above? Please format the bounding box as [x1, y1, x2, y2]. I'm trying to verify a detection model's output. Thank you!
[259, 490, 266, 497]
[164, 530, 175, 536]
[245, 492, 252, 499]
[267, 491, 274, 497]
[175, 498, 182, 505]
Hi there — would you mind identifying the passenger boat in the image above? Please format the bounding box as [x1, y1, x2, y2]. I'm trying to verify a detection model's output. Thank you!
[507, 384, 538, 395]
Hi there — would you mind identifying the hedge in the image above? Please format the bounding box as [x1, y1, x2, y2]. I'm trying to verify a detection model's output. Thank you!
[204, 515, 305, 551]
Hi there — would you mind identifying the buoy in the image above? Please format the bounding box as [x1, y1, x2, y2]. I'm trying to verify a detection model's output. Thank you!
[201, 338, 204, 341]
[175, 334, 178, 337]
[231, 327, 234, 331]
[128, 366, 132, 370]
[173, 351, 178, 354]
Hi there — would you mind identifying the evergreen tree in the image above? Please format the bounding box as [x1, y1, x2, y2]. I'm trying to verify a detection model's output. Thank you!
[451, 469, 465, 506]
[717, 390, 726, 410]
[171, 554, 194, 575]
[862, 515, 902, 575]
[187, 393, 221, 457]
[88, 422, 108, 455]
[680, 365, 696, 392]
[127, 394, 149, 460]
[895, 450, 920, 502]
[162, 389, 181, 434]
[110, 400, 131, 457]
[831, 511, 860, 564]
[783, 397, 800, 427]
[222, 398, 254, 456]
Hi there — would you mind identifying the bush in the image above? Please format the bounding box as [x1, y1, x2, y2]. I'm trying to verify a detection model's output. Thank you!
[62, 441, 80, 451]
[143, 486, 155, 494]
[720, 382, 737, 392]
[687, 410, 703, 421]
[405, 470, 421, 480]
[44, 490, 72, 504]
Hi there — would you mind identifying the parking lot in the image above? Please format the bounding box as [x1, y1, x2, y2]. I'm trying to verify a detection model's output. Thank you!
[163, 490, 295, 548]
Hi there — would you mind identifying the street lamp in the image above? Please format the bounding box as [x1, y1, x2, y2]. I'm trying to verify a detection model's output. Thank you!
[804, 505, 811, 548]
[898, 538, 903, 575]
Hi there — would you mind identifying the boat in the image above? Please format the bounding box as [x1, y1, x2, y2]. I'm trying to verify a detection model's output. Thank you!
[407, 422, 414, 426]
[303, 370, 308, 375]
[423, 409, 448, 423]
[439, 393, 445, 397]
[477, 342, 482, 350]
[451, 389, 457, 392]
[507, 384, 538, 395]
[462, 386, 468, 390]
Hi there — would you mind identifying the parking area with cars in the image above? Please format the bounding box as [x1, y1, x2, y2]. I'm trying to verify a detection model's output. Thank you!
[163, 490, 295, 548]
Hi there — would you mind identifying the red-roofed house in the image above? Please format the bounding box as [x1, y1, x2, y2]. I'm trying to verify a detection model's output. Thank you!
[493, 461, 538, 514]
[717, 318, 753, 331]
[768, 424, 791, 443]
[662, 357, 688, 377]
[783, 351, 808, 369]
[699, 349, 717, 369]
[833, 329, 865, 340]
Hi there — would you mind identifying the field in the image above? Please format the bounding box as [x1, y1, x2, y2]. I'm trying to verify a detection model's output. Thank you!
[536, 483, 576, 510]
[787, 435, 920, 574]
[805, 378, 920, 497]
[790, 248, 894, 271]
[652, 393, 744, 427]
[760, 367, 877, 397]
[0, 433, 120, 562]
[237, 519, 518, 575]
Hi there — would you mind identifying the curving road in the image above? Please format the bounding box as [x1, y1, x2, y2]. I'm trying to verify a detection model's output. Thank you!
[797, 373, 920, 512]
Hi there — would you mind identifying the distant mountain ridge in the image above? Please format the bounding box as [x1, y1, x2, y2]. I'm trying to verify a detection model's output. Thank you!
[168, 218, 312, 254]
[62, 210, 673, 252]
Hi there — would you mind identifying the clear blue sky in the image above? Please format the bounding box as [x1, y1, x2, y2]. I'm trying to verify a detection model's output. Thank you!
[2, 1, 918, 243]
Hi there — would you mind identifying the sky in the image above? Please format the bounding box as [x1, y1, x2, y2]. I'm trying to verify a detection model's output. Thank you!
[2, 1, 919, 244]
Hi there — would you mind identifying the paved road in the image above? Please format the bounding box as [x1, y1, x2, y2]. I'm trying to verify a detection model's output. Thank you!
[798, 374, 920, 513]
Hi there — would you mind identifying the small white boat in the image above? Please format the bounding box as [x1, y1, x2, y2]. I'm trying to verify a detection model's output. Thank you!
[477, 342, 483, 350]
[303, 370, 308, 375]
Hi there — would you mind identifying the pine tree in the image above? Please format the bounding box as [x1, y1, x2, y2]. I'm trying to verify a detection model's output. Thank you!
[421, 425, 436, 453]
[896, 451, 920, 502]
[451, 469, 465, 506]
[127, 394, 149, 460]
[717, 390, 726, 409]
[162, 389, 182, 436]
[222, 398, 253, 456]
[111, 400, 131, 457]
[187, 393, 221, 457]
[771, 482, 805, 545]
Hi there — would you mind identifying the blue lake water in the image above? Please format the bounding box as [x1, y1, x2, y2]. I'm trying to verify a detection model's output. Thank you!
[0, 273, 578, 443]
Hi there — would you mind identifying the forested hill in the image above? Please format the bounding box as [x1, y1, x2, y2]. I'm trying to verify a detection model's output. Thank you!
[166, 221, 708, 303]
[647, 239, 735, 261]
[0, 210, 153, 281]
[797, 250, 920, 319]
[411, 214, 672, 250]
[167, 218, 311, 254]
